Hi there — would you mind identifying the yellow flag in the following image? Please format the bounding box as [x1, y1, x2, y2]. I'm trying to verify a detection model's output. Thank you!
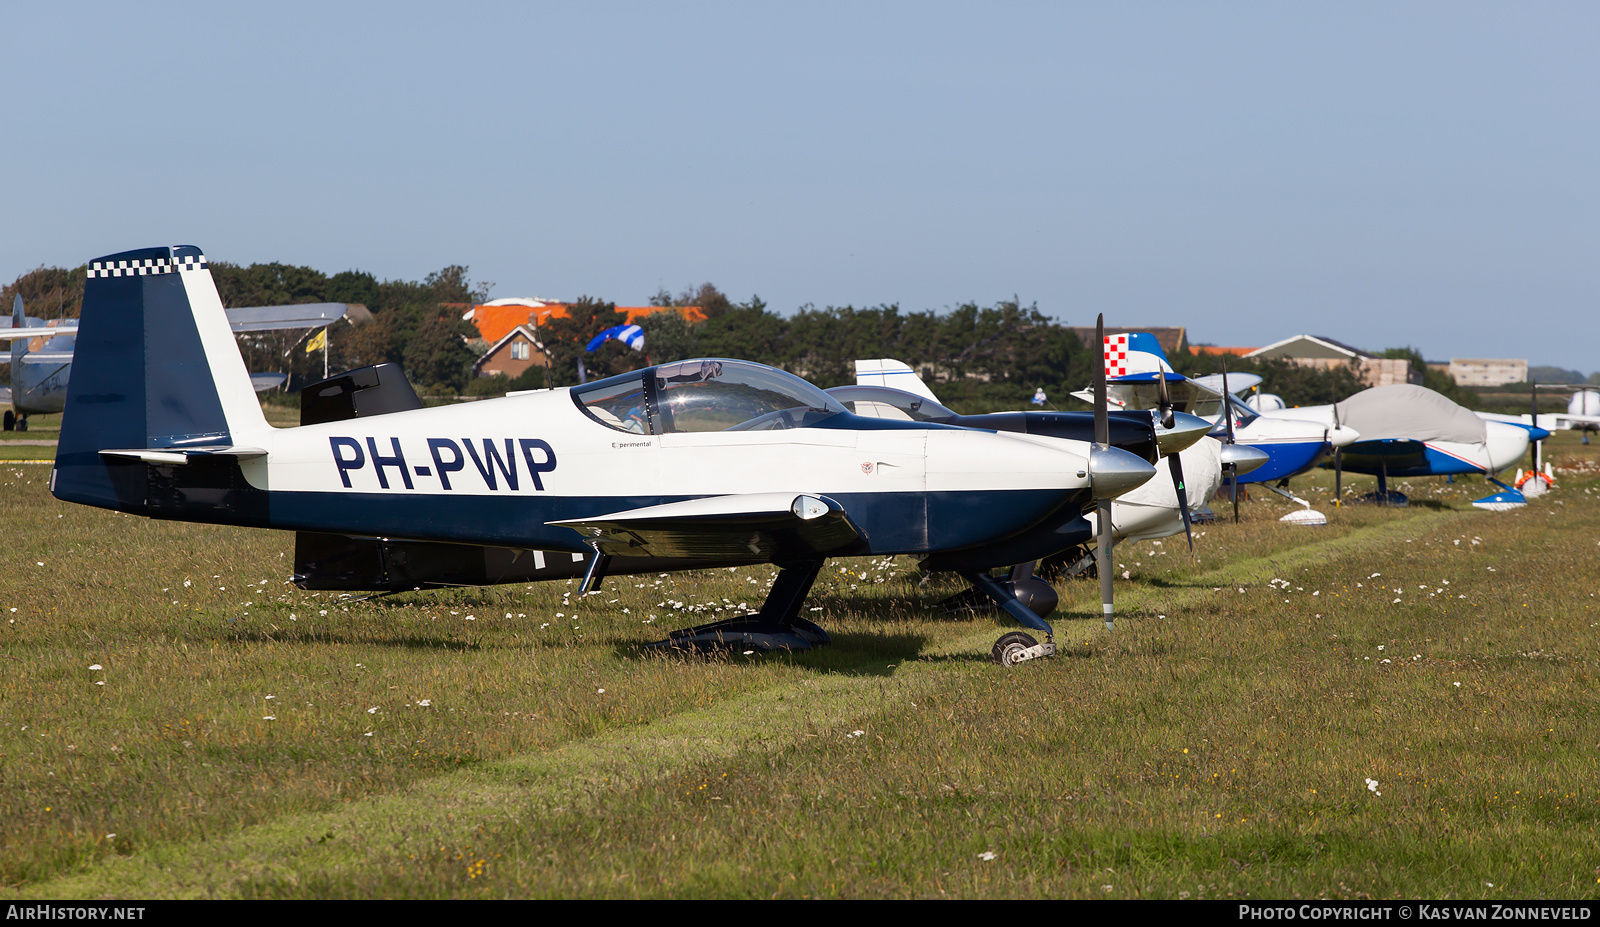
[305, 328, 327, 353]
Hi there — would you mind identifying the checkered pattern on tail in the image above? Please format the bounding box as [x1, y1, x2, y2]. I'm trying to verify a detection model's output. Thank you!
[86, 253, 207, 278]
[1104, 334, 1129, 378]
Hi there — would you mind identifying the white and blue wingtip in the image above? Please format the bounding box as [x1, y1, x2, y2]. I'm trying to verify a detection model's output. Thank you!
[1471, 488, 1527, 512]
[854, 358, 940, 402]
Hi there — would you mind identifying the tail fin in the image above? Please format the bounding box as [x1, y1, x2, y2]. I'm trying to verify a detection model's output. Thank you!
[8, 295, 24, 367]
[53, 246, 268, 510]
[1103, 332, 1174, 378]
[854, 358, 941, 402]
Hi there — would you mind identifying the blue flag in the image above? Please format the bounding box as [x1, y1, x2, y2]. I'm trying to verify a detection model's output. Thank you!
[585, 323, 645, 353]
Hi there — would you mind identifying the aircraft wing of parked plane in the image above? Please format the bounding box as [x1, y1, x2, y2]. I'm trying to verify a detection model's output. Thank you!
[52, 246, 1162, 665]
[1476, 387, 1600, 435]
[2, 300, 351, 344]
[5, 296, 355, 424]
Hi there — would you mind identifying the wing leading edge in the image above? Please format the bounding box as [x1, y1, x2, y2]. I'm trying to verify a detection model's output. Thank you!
[550, 492, 863, 561]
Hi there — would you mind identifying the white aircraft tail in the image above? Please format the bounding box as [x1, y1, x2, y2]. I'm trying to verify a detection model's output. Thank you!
[854, 359, 941, 402]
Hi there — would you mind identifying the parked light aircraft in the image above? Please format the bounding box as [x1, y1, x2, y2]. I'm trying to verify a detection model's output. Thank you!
[1060, 333, 1358, 524]
[1070, 333, 1360, 487]
[1469, 382, 1600, 495]
[1476, 389, 1600, 437]
[1255, 384, 1549, 510]
[839, 360, 1262, 551]
[52, 246, 1160, 664]
[3, 294, 350, 430]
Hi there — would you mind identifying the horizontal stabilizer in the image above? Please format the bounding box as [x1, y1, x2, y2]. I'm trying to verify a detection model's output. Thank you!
[551, 492, 863, 560]
[0, 326, 78, 342]
[1192, 372, 1262, 395]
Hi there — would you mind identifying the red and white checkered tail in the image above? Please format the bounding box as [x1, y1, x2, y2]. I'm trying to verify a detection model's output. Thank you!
[1102, 331, 1172, 379]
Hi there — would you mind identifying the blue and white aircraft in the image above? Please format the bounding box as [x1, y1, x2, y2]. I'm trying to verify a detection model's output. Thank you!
[1070, 333, 1360, 486]
[842, 360, 1252, 548]
[51, 246, 1160, 664]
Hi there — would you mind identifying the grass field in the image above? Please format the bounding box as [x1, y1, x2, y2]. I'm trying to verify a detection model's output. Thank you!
[1, 432, 1596, 899]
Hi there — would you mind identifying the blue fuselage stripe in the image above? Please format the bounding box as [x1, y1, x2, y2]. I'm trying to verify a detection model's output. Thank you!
[142, 485, 1083, 557]
[1236, 440, 1327, 483]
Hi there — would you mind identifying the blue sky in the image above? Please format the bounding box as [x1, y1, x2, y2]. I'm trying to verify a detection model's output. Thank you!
[4, 2, 1596, 373]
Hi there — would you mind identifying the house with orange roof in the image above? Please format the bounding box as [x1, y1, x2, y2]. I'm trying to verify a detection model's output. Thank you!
[1192, 345, 1259, 357]
[466, 299, 706, 379]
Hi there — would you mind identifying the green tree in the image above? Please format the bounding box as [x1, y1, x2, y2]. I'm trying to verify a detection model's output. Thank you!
[402, 312, 479, 393]
[637, 311, 701, 364]
[211, 262, 329, 307]
[325, 270, 379, 307]
[535, 297, 632, 387]
[1, 265, 86, 320]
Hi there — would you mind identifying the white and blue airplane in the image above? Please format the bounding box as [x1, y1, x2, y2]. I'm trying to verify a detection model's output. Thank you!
[51, 245, 1161, 665]
[1256, 384, 1551, 510]
[1476, 385, 1600, 492]
[841, 360, 1262, 549]
[1071, 333, 1361, 485]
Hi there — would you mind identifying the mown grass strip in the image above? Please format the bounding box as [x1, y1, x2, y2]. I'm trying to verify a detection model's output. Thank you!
[1111, 507, 1471, 615]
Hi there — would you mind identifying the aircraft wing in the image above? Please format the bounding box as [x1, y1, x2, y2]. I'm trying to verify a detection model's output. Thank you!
[1191, 373, 1262, 395]
[224, 303, 350, 332]
[1072, 374, 1221, 414]
[2, 304, 346, 340]
[0, 326, 77, 342]
[550, 492, 863, 561]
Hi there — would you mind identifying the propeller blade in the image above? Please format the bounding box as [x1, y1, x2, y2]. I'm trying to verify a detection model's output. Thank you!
[1222, 364, 1238, 522]
[1231, 462, 1240, 523]
[1157, 364, 1175, 429]
[1333, 401, 1344, 507]
[1221, 365, 1236, 445]
[1334, 446, 1343, 506]
[1530, 379, 1541, 473]
[1098, 499, 1114, 630]
[1094, 314, 1108, 447]
[1168, 452, 1193, 551]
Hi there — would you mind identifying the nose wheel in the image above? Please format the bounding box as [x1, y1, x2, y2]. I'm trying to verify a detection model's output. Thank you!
[991, 631, 1055, 666]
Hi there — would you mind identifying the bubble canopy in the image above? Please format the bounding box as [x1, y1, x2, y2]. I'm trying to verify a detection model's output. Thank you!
[571, 359, 847, 435]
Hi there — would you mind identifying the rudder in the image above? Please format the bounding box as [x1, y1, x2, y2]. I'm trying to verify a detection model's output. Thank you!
[53, 245, 267, 511]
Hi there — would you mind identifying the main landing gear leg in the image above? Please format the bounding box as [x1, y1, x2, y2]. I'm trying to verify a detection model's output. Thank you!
[962, 570, 1056, 667]
[649, 559, 830, 653]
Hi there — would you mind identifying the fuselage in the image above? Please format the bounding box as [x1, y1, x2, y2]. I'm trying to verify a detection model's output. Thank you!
[1261, 403, 1534, 476]
[65, 383, 1104, 560]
